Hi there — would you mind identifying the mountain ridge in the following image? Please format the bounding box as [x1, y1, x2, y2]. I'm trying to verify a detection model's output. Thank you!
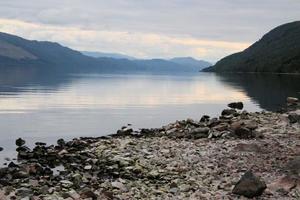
[0, 32, 211, 73]
[203, 21, 300, 73]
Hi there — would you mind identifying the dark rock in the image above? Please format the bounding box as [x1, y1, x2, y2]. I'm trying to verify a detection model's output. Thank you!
[234, 127, 255, 139]
[8, 162, 19, 168]
[79, 188, 97, 200]
[189, 127, 210, 139]
[16, 138, 25, 147]
[0, 147, 3, 152]
[117, 128, 133, 136]
[35, 142, 46, 146]
[288, 113, 300, 124]
[200, 115, 210, 122]
[12, 170, 29, 179]
[228, 102, 244, 110]
[207, 118, 220, 127]
[57, 138, 66, 147]
[232, 170, 267, 198]
[221, 109, 237, 116]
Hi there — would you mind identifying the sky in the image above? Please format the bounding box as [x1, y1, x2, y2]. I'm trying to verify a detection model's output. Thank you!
[0, 0, 299, 62]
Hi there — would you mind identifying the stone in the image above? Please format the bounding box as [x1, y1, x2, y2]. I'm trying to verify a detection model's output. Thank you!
[228, 102, 244, 110]
[60, 180, 73, 188]
[221, 109, 237, 116]
[287, 97, 299, 105]
[16, 188, 32, 198]
[288, 113, 300, 123]
[268, 175, 297, 193]
[189, 127, 210, 139]
[111, 181, 128, 192]
[84, 165, 92, 170]
[67, 189, 81, 199]
[285, 156, 300, 175]
[72, 173, 82, 187]
[0, 147, 3, 151]
[16, 138, 25, 146]
[232, 171, 266, 198]
[200, 115, 210, 122]
[57, 138, 66, 146]
[117, 128, 133, 136]
[79, 188, 97, 199]
[234, 127, 255, 139]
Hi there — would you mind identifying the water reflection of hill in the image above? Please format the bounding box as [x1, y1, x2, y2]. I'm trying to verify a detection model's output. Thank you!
[216, 73, 300, 111]
[0, 66, 74, 95]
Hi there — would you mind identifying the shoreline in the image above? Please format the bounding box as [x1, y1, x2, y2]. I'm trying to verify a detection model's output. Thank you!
[0, 98, 299, 199]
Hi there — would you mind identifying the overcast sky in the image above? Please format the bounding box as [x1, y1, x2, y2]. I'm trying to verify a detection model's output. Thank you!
[0, 0, 299, 62]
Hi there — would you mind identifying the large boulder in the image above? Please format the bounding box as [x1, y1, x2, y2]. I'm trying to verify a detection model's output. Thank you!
[232, 171, 267, 198]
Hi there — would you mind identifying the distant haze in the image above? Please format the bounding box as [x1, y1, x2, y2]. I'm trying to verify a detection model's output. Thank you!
[0, 1, 299, 62]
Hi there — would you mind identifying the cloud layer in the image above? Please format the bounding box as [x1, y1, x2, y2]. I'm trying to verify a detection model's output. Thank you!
[0, 0, 299, 61]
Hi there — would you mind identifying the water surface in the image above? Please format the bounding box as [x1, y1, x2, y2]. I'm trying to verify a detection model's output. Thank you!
[0, 68, 299, 163]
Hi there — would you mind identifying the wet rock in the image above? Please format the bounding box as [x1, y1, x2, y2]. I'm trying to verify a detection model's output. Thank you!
[117, 128, 133, 136]
[228, 102, 244, 110]
[35, 142, 46, 146]
[232, 171, 267, 198]
[16, 138, 25, 147]
[57, 138, 66, 147]
[221, 109, 237, 116]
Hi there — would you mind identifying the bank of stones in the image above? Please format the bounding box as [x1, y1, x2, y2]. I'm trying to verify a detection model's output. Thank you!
[0, 98, 299, 199]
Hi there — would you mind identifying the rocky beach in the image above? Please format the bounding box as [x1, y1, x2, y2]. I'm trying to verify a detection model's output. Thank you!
[0, 98, 300, 200]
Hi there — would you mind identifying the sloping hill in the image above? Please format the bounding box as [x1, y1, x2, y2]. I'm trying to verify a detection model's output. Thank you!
[0, 32, 203, 73]
[203, 21, 300, 73]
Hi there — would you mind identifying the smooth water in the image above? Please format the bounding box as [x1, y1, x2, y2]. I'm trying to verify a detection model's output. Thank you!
[0, 68, 300, 163]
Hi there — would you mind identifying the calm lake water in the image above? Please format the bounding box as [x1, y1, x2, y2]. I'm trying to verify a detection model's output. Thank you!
[0, 68, 300, 163]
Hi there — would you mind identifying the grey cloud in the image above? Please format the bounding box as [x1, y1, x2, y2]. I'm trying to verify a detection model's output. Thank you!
[0, 0, 299, 61]
[1, 0, 299, 42]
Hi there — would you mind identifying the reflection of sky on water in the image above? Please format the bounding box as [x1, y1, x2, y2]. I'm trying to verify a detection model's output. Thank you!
[1, 72, 299, 164]
[0, 73, 249, 112]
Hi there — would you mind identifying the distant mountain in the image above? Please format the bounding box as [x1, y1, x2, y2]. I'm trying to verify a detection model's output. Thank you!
[203, 21, 300, 73]
[0, 32, 104, 73]
[0, 32, 202, 73]
[170, 57, 212, 70]
[82, 51, 136, 60]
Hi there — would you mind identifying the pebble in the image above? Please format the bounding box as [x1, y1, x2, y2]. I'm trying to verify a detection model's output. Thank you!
[0, 99, 298, 199]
